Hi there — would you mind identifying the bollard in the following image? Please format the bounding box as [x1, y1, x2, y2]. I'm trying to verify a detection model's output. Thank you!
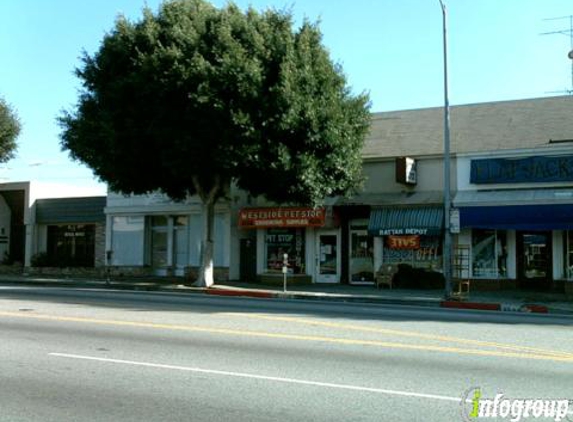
[282, 253, 288, 293]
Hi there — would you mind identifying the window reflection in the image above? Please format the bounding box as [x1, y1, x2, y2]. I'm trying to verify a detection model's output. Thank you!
[471, 229, 507, 278]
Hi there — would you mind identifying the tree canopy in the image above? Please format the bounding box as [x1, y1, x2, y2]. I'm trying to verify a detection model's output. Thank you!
[59, 0, 371, 206]
[59, 0, 371, 286]
[0, 97, 20, 163]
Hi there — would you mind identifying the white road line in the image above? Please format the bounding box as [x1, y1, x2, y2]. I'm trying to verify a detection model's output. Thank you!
[49, 352, 463, 403]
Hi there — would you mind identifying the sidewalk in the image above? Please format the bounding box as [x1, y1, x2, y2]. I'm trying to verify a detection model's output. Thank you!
[0, 274, 571, 317]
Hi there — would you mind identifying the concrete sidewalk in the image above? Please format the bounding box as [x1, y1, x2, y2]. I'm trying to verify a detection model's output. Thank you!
[0, 274, 571, 317]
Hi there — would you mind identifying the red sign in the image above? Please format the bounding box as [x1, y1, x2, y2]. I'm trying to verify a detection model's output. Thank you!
[387, 235, 420, 250]
[239, 207, 326, 229]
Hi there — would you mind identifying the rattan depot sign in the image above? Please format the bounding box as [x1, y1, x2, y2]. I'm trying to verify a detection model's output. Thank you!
[239, 207, 326, 229]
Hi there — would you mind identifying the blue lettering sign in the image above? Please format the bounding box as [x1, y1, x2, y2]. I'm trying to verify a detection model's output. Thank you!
[470, 156, 573, 184]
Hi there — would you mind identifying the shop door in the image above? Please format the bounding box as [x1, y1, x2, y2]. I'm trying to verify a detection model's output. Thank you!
[316, 231, 340, 283]
[240, 238, 257, 282]
[517, 231, 552, 291]
[349, 228, 374, 283]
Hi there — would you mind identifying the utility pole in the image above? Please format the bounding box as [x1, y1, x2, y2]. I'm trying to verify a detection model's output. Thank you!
[439, 0, 452, 299]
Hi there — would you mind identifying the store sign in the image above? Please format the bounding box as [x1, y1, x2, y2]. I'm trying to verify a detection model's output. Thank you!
[450, 208, 460, 234]
[396, 157, 417, 185]
[470, 155, 573, 184]
[239, 207, 326, 229]
[387, 235, 420, 250]
[64, 225, 86, 237]
[378, 228, 433, 236]
[64, 232, 85, 237]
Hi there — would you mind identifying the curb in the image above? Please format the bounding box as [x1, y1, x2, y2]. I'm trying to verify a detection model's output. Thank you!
[281, 292, 442, 308]
[205, 288, 444, 308]
[440, 301, 549, 314]
[204, 289, 557, 316]
[441, 301, 500, 311]
[205, 289, 274, 299]
[0, 278, 567, 317]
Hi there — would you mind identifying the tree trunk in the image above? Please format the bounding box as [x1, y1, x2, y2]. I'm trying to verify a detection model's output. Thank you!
[194, 197, 215, 287]
[192, 176, 222, 288]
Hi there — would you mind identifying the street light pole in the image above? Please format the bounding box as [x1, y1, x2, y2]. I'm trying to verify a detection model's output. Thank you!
[439, 0, 452, 298]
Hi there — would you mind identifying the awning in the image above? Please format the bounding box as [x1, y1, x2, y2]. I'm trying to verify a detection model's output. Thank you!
[337, 191, 443, 206]
[368, 207, 444, 236]
[460, 204, 573, 230]
[454, 188, 573, 207]
[36, 196, 107, 224]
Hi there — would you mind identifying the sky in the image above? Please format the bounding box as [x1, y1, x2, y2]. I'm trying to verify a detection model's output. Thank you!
[1, 0, 572, 197]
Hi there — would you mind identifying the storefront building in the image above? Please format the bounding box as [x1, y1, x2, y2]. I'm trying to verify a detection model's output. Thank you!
[359, 95, 573, 293]
[32, 196, 106, 268]
[0, 182, 28, 267]
[96, 95, 573, 295]
[454, 148, 573, 292]
[232, 95, 573, 290]
[235, 152, 448, 286]
[0, 181, 109, 276]
[105, 191, 231, 278]
[368, 205, 444, 271]
[237, 205, 343, 284]
[237, 203, 403, 285]
[354, 147, 451, 284]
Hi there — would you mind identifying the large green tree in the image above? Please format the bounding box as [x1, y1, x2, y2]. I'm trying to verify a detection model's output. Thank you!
[59, 0, 370, 287]
[0, 97, 20, 162]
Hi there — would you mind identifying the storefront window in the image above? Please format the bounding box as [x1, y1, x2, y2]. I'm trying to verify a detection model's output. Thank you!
[265, 228, 305, 274]
[47, 224, 95, 267]
[111, 216, 145, 266]
[472, 229, 507, 278]
[382, 235, 441, 270]
[148, 215, 191, 269]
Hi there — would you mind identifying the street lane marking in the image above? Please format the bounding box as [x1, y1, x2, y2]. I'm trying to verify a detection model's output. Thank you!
[49, 352, 465, 403]
[1, 311, 572, 363]
[221, 312, 573, 359]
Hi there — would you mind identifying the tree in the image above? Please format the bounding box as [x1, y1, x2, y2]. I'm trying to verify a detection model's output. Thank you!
[0, 97, 20, 162]
[59, 0, 371, 287]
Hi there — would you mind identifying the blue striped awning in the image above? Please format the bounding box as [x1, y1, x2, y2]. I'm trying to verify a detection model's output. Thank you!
[368, 207, 444, 236]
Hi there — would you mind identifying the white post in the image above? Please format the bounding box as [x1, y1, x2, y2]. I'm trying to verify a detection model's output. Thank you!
[283, 253, 288, 292]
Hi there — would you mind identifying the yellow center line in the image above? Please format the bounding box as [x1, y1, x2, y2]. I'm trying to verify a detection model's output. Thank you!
[1, 310, 572, 363]
[220, 312, 573, 359]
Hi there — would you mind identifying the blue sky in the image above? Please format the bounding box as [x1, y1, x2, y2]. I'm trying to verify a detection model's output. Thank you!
[0, 0, 572, 195]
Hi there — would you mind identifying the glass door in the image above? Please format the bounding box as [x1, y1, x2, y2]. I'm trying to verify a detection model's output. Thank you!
[150, 216, 169, 274]
[173, 216, 189, 276]
[151, 229, 168, 268]
[316, 231, 339, 283]
[517, 231, 552, 291]
[349, 228, 374, 283]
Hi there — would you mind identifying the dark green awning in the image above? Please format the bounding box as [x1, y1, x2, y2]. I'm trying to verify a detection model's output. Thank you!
[36, 197, 106, 224]
[368, 207, 444, 236]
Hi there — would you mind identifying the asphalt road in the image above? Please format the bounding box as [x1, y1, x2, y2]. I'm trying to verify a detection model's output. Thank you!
[0, 285, 572, 422]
